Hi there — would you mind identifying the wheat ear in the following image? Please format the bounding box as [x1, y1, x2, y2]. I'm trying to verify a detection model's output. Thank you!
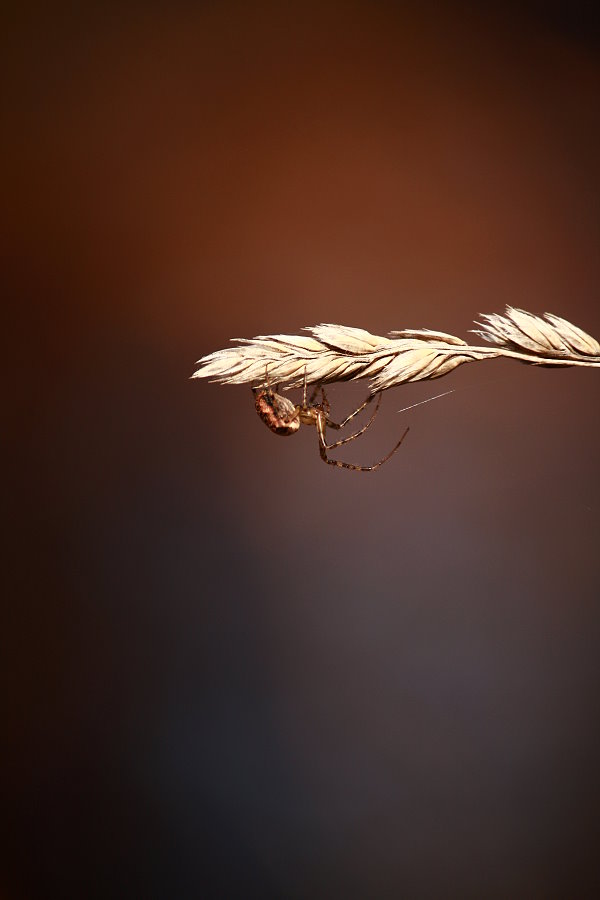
[192, 306, 600, 392]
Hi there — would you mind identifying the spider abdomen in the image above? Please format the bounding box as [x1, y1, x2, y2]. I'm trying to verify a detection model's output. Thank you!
[253, 389, 300, 436]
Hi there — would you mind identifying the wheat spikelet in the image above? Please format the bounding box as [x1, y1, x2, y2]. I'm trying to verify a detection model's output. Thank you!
[472, 306, 600, 357]
[193, 306, 600, 393]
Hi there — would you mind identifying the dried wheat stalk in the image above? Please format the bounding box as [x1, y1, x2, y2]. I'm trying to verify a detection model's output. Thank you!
[193, 306, 600, 393]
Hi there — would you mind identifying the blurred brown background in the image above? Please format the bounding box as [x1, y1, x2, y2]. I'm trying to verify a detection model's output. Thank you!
[4, 2, 600, 897]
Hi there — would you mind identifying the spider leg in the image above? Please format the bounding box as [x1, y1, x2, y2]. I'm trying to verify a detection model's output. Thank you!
[317, 413, 409, 472]
[308, 382, 321, 406]
[325, 391, 379, 430]
[262, 363, 280, 393]
[323, 392, 382, 448]
[301, 366, 321, 408]
[319, 388, 330, 417]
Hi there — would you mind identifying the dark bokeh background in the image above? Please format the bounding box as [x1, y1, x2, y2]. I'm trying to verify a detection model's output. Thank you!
[4, 2, 600, 897]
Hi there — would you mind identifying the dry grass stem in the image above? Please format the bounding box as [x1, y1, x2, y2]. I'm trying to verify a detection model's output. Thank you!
[193, 306, 600, 393]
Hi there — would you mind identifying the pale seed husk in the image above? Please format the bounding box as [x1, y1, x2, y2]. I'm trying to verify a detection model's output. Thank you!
[193, 306, 600, 392]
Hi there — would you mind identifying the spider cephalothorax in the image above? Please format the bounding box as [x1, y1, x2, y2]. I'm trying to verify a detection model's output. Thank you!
[252, 370, 408, 471]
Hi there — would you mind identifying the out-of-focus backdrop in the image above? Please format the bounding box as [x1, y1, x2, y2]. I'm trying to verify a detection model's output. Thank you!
[5, 2, 600, 897]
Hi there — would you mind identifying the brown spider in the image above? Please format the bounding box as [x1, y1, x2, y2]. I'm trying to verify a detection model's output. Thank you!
[252, 369, 409, 471]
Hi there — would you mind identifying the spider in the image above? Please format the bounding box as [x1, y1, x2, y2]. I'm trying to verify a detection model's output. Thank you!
[252, 368, 409, 471]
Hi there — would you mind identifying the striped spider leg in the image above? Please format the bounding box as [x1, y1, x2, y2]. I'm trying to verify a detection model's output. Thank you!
[253, 368, 409, 471]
